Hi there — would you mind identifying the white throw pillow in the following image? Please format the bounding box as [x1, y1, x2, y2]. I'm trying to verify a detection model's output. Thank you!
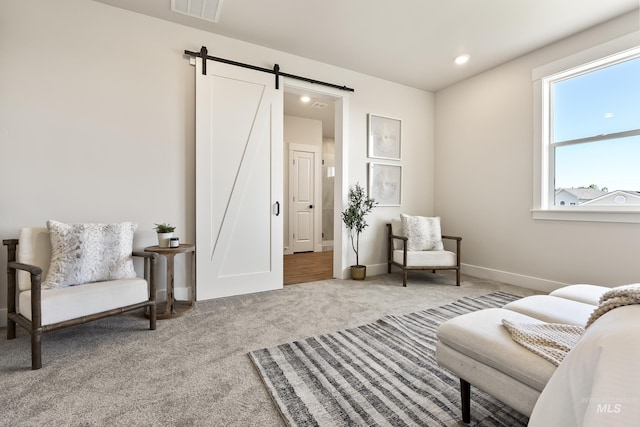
[400, 214, 444, 251]
[42, 220, 138, 289]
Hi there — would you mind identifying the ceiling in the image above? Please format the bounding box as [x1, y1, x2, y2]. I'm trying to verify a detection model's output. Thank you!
[283, 91, 336, 138]
[93, 0, 638, 92]
[92, 0, 638, 138]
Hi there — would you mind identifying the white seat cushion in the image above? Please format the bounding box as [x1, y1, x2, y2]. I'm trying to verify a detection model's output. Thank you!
[548, 284, 610, 306]
[503, 295, 596, 326]
[436, 308, 557, 392]
[392, 249, 456, 267]
[19, 279, 149, 326]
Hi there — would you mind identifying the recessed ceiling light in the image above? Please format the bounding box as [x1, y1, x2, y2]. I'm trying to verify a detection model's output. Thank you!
[300, 96, 311, 103]
[454, 54, 470, 65]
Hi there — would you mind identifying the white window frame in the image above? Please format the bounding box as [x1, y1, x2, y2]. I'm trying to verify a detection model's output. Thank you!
[532, 32, 640, 223]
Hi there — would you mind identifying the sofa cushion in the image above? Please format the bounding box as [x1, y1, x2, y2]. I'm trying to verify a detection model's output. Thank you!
[436, 307, 557, 392]
[549, 284, 610, 306]
[503, 295, 596, 326]
[400, 214, 444, 251]
[42, 220, 138, 289]
[19, 278, 148, 326]
[392, 249, 456, 267]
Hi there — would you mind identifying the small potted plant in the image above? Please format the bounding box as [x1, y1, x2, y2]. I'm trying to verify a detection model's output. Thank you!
[153, 223, 176, 248]
[341, 183, 377, 280]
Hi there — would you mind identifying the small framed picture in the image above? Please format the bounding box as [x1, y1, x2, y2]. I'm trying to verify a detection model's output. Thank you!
[368, 163, 402, 206]
[368, 114, 401, 160]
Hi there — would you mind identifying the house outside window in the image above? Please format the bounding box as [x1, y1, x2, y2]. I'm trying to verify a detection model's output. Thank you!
[532, 34, 640, 223]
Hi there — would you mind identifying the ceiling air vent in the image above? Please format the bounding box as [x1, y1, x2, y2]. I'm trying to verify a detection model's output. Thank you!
[171, 0, 224, 23]
[311, 101, 328, 109]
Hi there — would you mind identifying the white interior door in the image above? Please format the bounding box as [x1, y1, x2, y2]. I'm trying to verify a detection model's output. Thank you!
[292, 150, 315, 253]
[195, 58, 283, 300]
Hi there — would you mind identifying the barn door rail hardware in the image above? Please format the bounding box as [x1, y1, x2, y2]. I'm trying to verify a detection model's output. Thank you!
[184, 46, 355, 92]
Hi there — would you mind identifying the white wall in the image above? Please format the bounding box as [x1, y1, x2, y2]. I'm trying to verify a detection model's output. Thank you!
[0, 0, 434, 323]
[357, 90, 435, 276]
[284, 115, 324, 146]
[435, 11, 640, 292]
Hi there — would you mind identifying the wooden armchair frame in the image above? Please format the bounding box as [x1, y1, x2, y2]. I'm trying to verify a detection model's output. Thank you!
[386, 224, 462, 286]
[4, 238, 158, 370]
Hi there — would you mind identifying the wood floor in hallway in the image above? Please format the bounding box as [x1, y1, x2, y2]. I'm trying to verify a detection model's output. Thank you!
[284, 251, 333, 285]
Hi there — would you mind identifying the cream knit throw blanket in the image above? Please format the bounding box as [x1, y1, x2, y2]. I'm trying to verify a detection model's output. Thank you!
[503, 284, 640, 366]
[502, 320, 584, 366]
[585, 283, 640, 328]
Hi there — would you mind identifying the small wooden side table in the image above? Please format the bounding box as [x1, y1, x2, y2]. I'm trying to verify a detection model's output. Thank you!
[144, 244, 196, 319]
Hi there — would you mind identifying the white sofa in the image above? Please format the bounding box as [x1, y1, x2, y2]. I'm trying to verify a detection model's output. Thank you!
[435, 284, 630, 423]
[4, 226, 158, 370]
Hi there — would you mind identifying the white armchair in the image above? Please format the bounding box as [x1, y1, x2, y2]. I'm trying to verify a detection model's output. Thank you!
[4, 222, 158, 370]
[387, 215, 461, 286]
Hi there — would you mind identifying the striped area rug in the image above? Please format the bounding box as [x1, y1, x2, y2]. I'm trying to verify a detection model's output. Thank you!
[249, 292, 529, 426]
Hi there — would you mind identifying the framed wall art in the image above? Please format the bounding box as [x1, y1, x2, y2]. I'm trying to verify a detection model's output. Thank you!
[368, 114, 401, 160]
[368, 163, 402, 206]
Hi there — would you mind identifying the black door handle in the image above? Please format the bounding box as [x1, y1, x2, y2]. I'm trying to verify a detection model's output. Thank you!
[309, 204, 314, 209]
[274, 201, 280, 216]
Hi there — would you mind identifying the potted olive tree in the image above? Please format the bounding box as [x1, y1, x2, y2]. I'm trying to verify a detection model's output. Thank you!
[341, 183, 377, 280]
[153, 223, 176, 248]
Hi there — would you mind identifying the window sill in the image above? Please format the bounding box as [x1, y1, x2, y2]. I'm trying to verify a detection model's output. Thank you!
[532, 209, 640, 224]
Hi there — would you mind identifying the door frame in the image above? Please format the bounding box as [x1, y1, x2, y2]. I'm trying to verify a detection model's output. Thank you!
[288, 144, 322, 254]
[283, 79, 350, 280]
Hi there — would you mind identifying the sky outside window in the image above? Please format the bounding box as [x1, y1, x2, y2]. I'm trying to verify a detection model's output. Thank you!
[555, 136, 640, 191]
[552, 55, 640, 191]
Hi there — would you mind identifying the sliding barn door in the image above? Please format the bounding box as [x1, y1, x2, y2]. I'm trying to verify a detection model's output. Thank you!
[195, 58, 283, 300]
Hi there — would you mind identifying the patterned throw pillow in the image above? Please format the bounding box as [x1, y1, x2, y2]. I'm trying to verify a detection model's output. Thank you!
[42, 220, 138, 289]
[400, 214, 444, 251]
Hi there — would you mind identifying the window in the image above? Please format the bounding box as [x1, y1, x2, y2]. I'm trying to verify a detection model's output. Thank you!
[533, 36, 640, 223]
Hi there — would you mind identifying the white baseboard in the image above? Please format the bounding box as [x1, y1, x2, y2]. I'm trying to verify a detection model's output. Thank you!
[174, 286, 191, 301]
[340, 263, 388, 279]
[461, 264, 566, 293]
[367, 263, 389, 277]
[366, 262, 566, 294]
[156, 287, 192, 302]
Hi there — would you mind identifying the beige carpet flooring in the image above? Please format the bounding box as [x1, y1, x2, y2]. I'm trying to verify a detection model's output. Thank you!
[0, 272, 539, 426]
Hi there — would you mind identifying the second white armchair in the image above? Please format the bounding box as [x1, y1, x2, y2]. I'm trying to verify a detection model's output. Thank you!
[387, 214, 461, 286]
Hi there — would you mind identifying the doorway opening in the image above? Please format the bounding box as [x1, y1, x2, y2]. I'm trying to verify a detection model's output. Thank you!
[282, 83, 346, 284]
